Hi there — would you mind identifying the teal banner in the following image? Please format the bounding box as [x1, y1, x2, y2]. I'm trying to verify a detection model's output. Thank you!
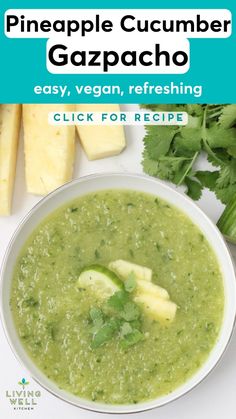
[0, 0, 235, 103]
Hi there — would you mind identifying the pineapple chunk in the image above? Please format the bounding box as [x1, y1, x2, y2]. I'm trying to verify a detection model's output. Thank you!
[136, 279, 169, 300]
[109, 259, 176, 323]
[76, 104, 126, 160]
[23, 104, 75, 195]
[109, 259, 152, 282]
[134, 294, 177, 323]
[0, 104, 21, 216]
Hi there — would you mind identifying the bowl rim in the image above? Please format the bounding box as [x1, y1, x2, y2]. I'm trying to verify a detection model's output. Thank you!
[1, 171, 236, 414]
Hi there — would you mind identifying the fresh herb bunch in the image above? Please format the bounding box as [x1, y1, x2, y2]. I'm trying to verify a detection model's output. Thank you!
[142, 104, 236, 203]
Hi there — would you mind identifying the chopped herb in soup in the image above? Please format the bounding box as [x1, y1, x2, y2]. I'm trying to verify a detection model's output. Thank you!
[11, 190, 224, 404]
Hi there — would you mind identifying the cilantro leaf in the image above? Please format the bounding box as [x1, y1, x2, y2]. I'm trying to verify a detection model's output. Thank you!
[214, 184, 236, 205]
[206, 126, 236, 149]
[206, 149, 230, 168]
[195, 171, 219, 189]
[107, 290, 129, 311]
[91, 319, 120, 349]
[185, 177, 203, 200]
[90, 307, 103, 322]
[144, 126, 177, 160]
[142, 152, 160, 177]
[185, 105, 203, 117]
[120, 302, 141, 321]
[120, 329, 144, 349]
[106, 291, 141, 321]
[218, 105, 236, 128]
[216, 161, 236, 188]
[228, 146, 236, 158]
[196, 167, 236, 205]
[130, 319, 142, 330]
[89, 308, 104, 333]
[216, 166, 231, 189]
[120, 322, 133, 337]
[174, 128, 202, 155]
[159, 156, 193, 183]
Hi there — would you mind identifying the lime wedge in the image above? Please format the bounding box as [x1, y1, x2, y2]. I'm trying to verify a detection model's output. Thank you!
[78, 264, 124, 299]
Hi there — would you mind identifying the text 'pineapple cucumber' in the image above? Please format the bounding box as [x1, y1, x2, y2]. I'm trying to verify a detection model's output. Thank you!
[6, 14, 231, 37]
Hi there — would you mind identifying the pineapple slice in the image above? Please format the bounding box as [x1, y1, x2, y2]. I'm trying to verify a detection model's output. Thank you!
[76, 104, 126, 160]
[109, 259, 176, 322]
[109, 259, 152, 282]
[134, 294, 177, 323]
[0, 104, 21, 215]
[23, 104, 75, 195]
[135, 279, 169, 300]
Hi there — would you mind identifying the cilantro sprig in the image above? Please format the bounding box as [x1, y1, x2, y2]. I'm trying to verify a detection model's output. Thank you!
[142, 104, 236, 204]
[89, 276, 144, 350]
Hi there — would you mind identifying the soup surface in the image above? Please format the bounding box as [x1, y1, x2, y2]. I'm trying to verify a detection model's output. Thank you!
[11, 190, 224, 404]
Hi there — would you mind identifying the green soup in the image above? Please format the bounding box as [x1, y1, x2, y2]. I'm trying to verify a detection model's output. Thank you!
[11, 190, 224, 404]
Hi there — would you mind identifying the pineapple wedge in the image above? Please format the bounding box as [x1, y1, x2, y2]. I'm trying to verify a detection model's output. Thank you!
[134, 294, 177, 323]
[23, 104, 75, 195]
[135, 279, 169, 300]
[0, 104, 21, 216]
[76, 104, 126, 160]
[109, 259, 176, 322]
[109, 259, 152, 282]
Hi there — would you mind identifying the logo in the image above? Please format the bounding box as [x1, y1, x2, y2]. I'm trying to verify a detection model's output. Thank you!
[6, 378, 41, 411]
[18, 378, 29, 389]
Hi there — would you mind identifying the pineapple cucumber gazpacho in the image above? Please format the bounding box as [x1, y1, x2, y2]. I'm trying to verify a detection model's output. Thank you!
[11, 190, 224, 405]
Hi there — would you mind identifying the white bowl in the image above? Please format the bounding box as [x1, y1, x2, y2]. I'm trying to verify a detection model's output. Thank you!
[1, 173, 236, 414]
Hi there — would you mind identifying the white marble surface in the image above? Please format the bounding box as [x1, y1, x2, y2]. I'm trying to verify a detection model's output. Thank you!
[1, 105, 236, 418]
